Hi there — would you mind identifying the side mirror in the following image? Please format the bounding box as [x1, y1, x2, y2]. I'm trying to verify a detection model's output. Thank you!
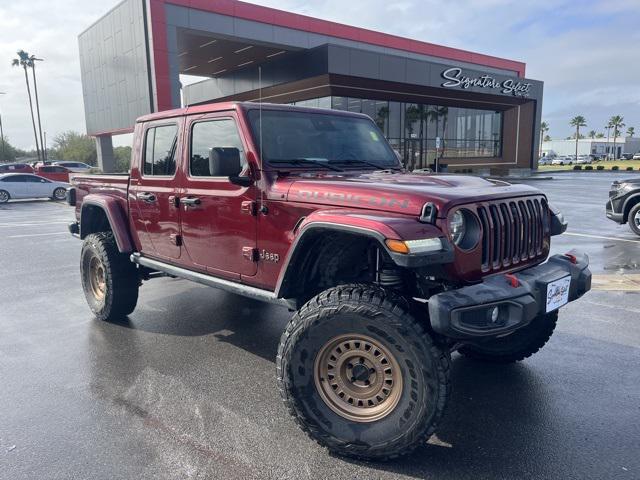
[208, 147, 253, 186]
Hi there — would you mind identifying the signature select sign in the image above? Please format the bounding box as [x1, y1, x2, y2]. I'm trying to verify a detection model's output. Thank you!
[441, 67, 532, 97]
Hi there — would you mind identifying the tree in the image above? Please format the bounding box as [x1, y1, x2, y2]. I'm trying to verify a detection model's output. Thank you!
[569, 116, 586, 160]
[627, 126, 635, 138]
[50, 131, 97, 165]
[588, 130, 596, 139]
[609, 115, 625, 160]
[595, 133, 605, 138]
[543, 134, 551, 142]
[114, 146, 132, 172]
[0, 136, 21, 162]
[12, 50, 41, 161]
[539, 121, 549, 156]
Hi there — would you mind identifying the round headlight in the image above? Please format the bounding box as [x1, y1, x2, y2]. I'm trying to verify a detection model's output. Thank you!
[448, 209, 480, 250]
[449, 210, 466, 245]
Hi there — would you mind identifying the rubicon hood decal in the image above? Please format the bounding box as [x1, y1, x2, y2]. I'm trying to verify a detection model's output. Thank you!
[284, 172, 542, 215]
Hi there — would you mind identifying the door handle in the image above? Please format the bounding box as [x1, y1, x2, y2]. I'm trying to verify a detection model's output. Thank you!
[180, 197, 201, 207]
[137, 192, 156, 203]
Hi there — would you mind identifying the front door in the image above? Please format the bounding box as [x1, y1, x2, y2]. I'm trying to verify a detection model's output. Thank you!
[129, 121, 182, 260]
[179, 113, 257, 277]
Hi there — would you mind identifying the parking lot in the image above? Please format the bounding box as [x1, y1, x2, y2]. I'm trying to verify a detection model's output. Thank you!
[1, 171, 639, 480]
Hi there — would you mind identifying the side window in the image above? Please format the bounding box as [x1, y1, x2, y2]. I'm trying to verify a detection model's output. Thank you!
[27, 176, 49, 183]
[3, 175, 27, 182]
[143, 124, 178, 176]
[190, 119, 246, 177]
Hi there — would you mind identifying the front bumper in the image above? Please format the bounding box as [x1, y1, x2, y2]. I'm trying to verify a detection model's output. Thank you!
[605, 198, 624, 223]
[428, 251, 591, 339]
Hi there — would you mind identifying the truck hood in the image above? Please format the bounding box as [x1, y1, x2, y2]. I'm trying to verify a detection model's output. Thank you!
[285, 172, 542, 216]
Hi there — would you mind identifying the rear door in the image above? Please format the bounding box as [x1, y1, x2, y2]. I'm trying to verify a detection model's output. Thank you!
[129, 120, 182, 260]
[179, 112, 257, 277]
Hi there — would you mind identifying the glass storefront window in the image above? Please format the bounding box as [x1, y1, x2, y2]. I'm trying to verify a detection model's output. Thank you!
[293, 96, 503, 169]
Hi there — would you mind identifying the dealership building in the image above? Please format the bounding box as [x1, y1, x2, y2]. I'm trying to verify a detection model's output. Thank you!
[79, 0, 544, 173]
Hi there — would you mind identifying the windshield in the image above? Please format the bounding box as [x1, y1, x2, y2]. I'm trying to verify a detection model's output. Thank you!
[247, 109, 400, 169]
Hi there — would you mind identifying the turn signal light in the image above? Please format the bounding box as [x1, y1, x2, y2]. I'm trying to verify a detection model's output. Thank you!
[564, 253, 577, 264]
[385, 238, 443, 254]
[385, 239, 410, 254]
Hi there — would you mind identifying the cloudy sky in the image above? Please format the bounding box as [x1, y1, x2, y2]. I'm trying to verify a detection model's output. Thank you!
[0, 0, 639, 150]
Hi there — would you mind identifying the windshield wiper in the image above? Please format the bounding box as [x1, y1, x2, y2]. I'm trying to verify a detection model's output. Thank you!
[329, 159, 396, 170]
[268, 159, 344, 172]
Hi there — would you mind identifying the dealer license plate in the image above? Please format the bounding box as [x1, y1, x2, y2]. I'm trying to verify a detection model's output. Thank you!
[546, 276, 571, 313]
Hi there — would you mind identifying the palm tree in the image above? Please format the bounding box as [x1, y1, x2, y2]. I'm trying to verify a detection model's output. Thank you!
[627, 126, 635, 138]
[569, 116, 586, 162]
[539, 121, 549, 156]
[606, 122, 613, 159]
[588, 130, 596, 139]
[609, 115, 625, 160]
[12, 50, 41, 161]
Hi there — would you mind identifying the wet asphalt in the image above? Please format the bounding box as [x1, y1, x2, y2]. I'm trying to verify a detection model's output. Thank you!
[1, 171, 639, 480]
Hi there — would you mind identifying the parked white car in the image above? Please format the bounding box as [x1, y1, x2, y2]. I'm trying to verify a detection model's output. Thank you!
[552, 156, 572, 165]
[52, 161, 93, 172]
[0, 173, 69, 203]
[576, 155, 591, 164]
[633, 153, 640, 160]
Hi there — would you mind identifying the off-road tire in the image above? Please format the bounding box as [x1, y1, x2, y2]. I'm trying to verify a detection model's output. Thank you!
[0, 190, 10, 203]
[52, 187, 67, 201]
[80, 232, 139, 321]
[276, 284, 450, 461]
[459, 311, 558, 364]
[628, 203, 640, 236]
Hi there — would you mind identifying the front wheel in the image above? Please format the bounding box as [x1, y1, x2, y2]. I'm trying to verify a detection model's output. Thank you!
[459, 311, 558, 363]
[80, 232, 139, 321]
[0, 190, 10, 203]
[52, 187, 67, 201]
[277, 284, 450, 461]
[628, 203, 640, 236]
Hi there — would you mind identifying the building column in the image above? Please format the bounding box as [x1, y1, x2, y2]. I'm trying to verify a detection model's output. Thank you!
[95, 135, 116, 173]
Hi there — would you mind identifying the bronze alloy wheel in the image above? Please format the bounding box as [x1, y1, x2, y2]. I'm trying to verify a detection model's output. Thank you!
[314, 334, 403, 423]
[88, 255, 106, 301]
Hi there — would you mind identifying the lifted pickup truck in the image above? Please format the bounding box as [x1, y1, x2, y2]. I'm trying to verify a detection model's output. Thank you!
[68, 102, 591, 461]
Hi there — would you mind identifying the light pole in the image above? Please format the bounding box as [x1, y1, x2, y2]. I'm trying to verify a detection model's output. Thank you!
[30, 56, 46, 161]
[0, 92, 5, 161]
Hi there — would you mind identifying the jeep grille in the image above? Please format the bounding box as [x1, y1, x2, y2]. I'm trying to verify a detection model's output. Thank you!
[476, 197, 550, 272]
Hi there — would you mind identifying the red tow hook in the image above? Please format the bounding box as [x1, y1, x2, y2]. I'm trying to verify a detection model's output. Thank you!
[505, 274, 520, 288]
[564, 253, 578, 264]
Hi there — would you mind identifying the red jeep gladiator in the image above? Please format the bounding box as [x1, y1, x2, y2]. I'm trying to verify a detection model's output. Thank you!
[68, 102, 591, 460]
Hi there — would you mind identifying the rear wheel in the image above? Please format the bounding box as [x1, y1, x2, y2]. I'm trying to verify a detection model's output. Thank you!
[277, 284, 450, 461]
[52, 187, 67, 201]
[459, 311, 558, 364]
[628, 203, 640, 236]
[0, 190, 9, 203]
[80, 232, 139, 320]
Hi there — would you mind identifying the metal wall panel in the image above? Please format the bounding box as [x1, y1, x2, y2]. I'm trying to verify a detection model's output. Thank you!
[78, 0, 151, 135]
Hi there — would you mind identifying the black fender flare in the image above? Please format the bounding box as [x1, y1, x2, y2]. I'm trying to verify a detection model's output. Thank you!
[274, 222, 453, 300]
[622, 193, 640, 222]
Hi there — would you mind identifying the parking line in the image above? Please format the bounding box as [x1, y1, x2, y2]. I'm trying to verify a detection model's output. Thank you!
[0, 222, 70, 227]
[8, 232, 68, 238]
[564, 232, 640, 244]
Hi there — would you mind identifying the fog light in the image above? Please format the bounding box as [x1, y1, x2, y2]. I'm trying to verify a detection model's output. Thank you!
[488, 306, 500, 323]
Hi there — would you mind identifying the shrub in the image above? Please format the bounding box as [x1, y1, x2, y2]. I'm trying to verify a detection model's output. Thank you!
[597, 165, 605, 170]
[611, 165, 619, 171]
[585, 165, 593, 170]
[627, 166, 634, 171]
[573, 165, 582, 170]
